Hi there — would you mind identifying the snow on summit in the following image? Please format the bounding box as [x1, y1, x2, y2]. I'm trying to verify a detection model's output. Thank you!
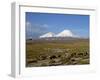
[39, 29, 78, 38]
[56, 30, 73, 37]
[39, 32, 55, 38]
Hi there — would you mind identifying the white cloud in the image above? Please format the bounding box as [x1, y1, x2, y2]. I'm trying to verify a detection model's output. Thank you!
[26, 21, 48, 38]
[42, 24, 49, 28]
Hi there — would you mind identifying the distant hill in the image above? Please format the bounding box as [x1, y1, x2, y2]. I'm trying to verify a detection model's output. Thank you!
[26, 29, 89, 42]
[39, 29, 79, 38]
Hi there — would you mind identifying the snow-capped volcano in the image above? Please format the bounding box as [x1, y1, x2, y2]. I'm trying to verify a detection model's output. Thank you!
[56, 30, 74, 37]
[40, 32, 55, 38]
[39, 29, 78, 38]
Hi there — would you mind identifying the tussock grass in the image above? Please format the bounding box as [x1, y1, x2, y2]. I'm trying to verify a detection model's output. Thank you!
[26, 39, 89, 67]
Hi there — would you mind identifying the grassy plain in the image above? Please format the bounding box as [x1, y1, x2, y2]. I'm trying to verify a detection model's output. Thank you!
[26, 39, 89, 67]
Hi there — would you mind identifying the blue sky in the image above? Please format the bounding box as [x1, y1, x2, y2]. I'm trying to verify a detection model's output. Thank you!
[26, 12, 89, 38]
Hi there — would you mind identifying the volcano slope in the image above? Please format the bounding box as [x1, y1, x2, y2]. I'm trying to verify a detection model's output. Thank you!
[26, 38, 89, 67]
